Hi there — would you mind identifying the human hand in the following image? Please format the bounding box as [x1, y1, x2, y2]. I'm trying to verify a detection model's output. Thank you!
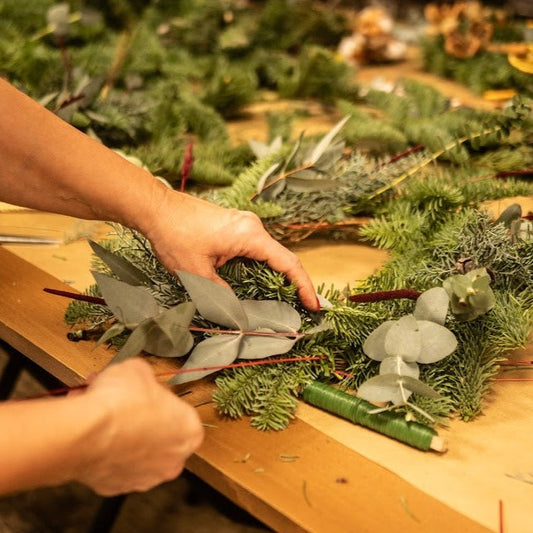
[76, 359, 204, 496]
[140, 187, 320, 311]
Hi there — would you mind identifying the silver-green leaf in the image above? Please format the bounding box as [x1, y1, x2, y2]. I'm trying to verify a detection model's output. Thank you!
[176, 270, 248, 330]
[89, 240, 151, 286]
[238, 332, 297, 359]
[168, 334, 243, 385]
[307, 116, 350, 165]
[241, 300, 301, 332]
[413, 287, 449, 325]
[92, 272, 160, 325]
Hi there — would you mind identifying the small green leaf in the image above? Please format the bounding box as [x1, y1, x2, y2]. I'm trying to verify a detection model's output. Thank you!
[176, 270, 248, 330]
[313, 140, 345, 171]
[110, 319, 155, 364]
[145, 302, 196, 357]
[307, 116, 350, 165]
[95, 322, 125, 346]
[285, 176, 338, 193]
[168, 334, 243, 385]
[357, 373, 406, 405]
[282, 131, 304, 173]
[92, 272, 160, 325]
[400, 376, 441, 399]
[255, 163, 281, 195]
[241, 300, 301, 332]
[238, 333, 297, 359]
[494, 203, 522, 227]
[89, 240, 151, 286]
[413, 287, 449, 325]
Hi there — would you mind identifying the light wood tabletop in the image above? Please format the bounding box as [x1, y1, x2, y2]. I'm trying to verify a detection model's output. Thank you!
[0, 204, 532, 533]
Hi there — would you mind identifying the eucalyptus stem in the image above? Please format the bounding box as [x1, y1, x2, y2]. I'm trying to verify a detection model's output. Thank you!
[249, 162, 314, 201]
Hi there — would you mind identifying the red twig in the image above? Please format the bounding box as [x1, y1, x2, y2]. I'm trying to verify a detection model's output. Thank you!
[44, 287, 106, 305]
[349, 289, 421, 303]
[19, 355, 328, 399]
[499, 499, 504, 533]
[494, 169, 533, 179]
[180, 142, 194, 192]
[379, 145, 424, 167]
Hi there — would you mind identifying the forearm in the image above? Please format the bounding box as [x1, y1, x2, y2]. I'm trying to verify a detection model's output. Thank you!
[0, 78, 166, 233]
[0, 395, 104, 494]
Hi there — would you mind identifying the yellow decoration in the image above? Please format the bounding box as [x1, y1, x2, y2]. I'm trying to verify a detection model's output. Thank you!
[508, 44, 533, 74]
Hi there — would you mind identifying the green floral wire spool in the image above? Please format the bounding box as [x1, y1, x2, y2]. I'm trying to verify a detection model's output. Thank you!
[302, 381, 447, 453]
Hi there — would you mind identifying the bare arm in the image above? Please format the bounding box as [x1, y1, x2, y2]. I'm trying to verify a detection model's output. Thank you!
[0, 359, 204, 496]
[0, 78, 318, 310]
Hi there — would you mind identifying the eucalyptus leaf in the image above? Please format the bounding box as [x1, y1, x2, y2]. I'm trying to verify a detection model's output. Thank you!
[168, 334, 243, 385]
[289, 169, 321, 180]
[282, 131, 304, 173]
[307, 115, 350, 165]
[494, 203, 522, 227]
[357, 373, 406, 405]
[363, 320, 396, 360]
[144, 302, 196, 357]
[400, 376, 441, 399]
[316, 294, 333, 309]
[241, 300, 301, 332]
[305, 319, 332, 334]
[383, 315, 422, 362]
[255, 162, 280, 195]
[413, 287, 449, 325]
[417, 321, 458, 363]
[379, 356, 420, 379]
[95, 322, 125, 347]
[89, 240, 151, 286]
[92, 272, 160, 325]
[285, 176, 338, 193]
[259, 177, 286, 201]
[176, 270, 248, 330]
[249, 137, 282, 159]
[110, 319, 156, 364]
[239, 332, 297, 359]
[313, 140, 345, 171]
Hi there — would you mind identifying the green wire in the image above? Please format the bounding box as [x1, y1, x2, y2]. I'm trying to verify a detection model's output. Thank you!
[302, 381, 438, 451]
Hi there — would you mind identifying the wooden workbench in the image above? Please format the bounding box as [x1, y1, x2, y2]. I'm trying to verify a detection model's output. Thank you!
[1, 202, 532, 533]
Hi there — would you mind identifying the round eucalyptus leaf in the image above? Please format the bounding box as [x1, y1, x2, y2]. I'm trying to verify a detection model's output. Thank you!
[383, 315, 421, 362]
[363, 320, 396, 360]
[413, 287, 449, 325]
[379, 356, 420, 379]
[357, 373, 407, 405]
[416, 321, 457, 363]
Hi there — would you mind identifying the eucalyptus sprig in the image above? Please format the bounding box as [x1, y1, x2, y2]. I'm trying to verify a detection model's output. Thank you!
[358, 287, 457, 421]
[87, 240, 329, 384]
